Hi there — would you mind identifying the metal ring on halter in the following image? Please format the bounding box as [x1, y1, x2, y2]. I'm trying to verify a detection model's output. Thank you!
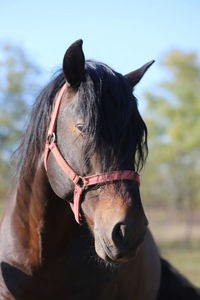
[47, 132, 56, 144]
[76, 176, 85, 188]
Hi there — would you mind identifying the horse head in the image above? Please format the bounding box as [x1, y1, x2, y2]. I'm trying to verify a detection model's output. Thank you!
[45, 40, 154, 264]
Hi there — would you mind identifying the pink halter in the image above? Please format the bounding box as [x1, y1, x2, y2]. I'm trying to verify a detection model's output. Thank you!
[44, 83, 140, 224]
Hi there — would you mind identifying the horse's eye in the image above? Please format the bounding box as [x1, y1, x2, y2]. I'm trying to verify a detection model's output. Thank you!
[76, 124, 85, 134]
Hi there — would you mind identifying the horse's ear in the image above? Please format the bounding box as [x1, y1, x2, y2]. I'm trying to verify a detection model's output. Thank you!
[63, 39, 85, 88]
[125, 60, 155, 89]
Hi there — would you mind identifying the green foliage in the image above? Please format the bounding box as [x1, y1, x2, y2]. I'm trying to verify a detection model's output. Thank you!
[0, 43, 40, 202]
[142, 49, 200, 210]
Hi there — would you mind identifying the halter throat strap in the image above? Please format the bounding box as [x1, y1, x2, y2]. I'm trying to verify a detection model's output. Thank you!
[44, 83, 140, 224]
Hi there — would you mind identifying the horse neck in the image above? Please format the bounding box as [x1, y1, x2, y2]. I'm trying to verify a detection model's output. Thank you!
[1, 156, 78, 273]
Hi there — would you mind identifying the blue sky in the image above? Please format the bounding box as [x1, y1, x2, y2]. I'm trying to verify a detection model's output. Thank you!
[1, 0, 200, 103]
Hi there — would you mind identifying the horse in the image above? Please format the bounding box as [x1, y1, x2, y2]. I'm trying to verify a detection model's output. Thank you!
[0, 39, 199, 300]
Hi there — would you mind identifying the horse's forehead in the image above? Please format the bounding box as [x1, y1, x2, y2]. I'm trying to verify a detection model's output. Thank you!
[59, 86, 79, 112]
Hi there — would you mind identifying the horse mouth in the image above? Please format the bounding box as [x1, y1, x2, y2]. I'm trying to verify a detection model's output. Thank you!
[94, 234, 141, 264]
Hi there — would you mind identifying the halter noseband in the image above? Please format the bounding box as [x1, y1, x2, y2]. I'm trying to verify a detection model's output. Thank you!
[44, 83, 140, 224]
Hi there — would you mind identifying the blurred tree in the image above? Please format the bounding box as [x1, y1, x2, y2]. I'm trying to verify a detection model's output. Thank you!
[141, 50, 200, 242]
[0, 43, 40, 201]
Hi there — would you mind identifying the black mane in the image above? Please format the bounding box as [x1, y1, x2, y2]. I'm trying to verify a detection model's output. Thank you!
[16, 61, 148, 177]
[15, 72, 65, 176]
[78, 61, 148, 172]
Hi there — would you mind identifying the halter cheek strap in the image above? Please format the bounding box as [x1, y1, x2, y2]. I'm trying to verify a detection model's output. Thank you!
[44, 83, 140, 224]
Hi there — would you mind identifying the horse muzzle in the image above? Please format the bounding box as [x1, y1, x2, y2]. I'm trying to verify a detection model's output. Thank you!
[94, 218, 148, 263]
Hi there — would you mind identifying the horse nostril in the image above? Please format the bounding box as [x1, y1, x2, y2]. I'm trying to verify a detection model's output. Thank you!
[112, 222, 127, 245]
[119, 224, 126, 239]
